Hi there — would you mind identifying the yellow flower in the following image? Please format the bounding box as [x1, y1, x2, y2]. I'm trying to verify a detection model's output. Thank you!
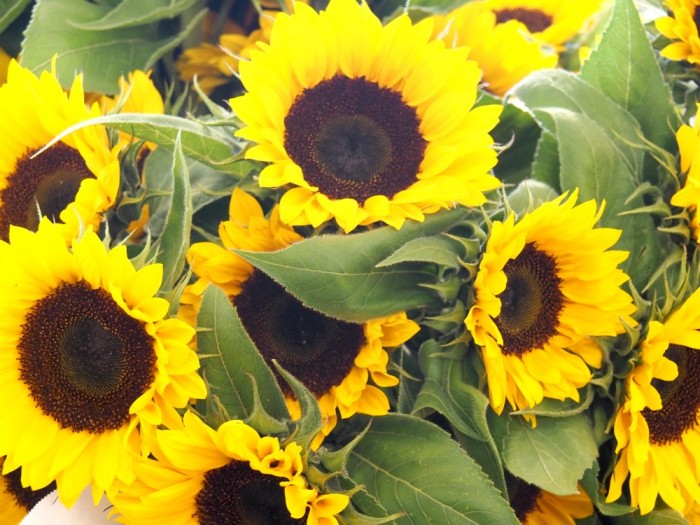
[466, 191, 636, 417]
[110, 411, 349, 524]
[671, 102, 700, 240]
[186, 188, 419, 448]
[0, 459, 55, 525]
[0, 60, 121, 243]
[229, 0, 502, 233]
[607, 287, 700, 514]
[0, 220, 206, 507]
[657, 0, 700, 65]
[508, 474, 593, 524]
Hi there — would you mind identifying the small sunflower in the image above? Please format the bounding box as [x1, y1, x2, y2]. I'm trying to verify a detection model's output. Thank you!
[0, 459, 55, 525]
[671, 103, 700, 240]
[656, 0, 700, 66]
[465, 191, 636, 416]
[110, 411, 350, 524]
[0, 59, 121, 243]
[186, 188, 419, 448]
[428, 2, 558, 97]
[507, 474, 593, 525]
[0, 220, 207, 507]
[229, 0, 503, 233]
[607, 287, 700, 515]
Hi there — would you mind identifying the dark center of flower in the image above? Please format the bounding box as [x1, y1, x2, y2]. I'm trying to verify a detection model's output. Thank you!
[494, 8, 553, 33]
[1, 459, 56, 513]
[0, 143, 95, 240]
[496, 243, 564, 356]
[195, 460, 305, 525]
[643, 344, 700, 445]
[284, 75, 426, 202]
[234, 270, 365, 398]
[18, 280, 156, 433]
[506, 472, 541, 522]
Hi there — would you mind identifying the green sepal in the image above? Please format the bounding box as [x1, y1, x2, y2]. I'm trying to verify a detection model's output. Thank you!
[319, 423, 371, 474]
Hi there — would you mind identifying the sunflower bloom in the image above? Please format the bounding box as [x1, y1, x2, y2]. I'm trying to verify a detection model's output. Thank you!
[656, 0, 700, 65]
[508, 474, 593, 525]
[229, 0, 502, 233]
[0, 459, 55, 525]
[0, 60, 120, 243]
[186, 188, 419, 448]
[0, 220, 207, 507]
[607, 287, 700, 514]
[466, 191, 636, 416]
[110, 411, 349, 524]
[671, 102, 700, 240]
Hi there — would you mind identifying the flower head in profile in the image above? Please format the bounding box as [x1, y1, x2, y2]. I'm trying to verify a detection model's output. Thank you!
[428, 0, 604, 96]
[0, 60, 121, 243]
[229, 0, 502, 232]
[466, 191, 636, 417]
[0, 220, 206, 507]
[656, 0, 700, 66]
[671, 102, 700, 240]
[507, 473, 593, 525]
[186, 188, 419, 448]
[607, 287, 700, 515]
[110, 411, 350, 524]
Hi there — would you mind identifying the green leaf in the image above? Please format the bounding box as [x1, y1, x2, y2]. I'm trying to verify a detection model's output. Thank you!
[0, 0, 31, 33]
[69, 0, 197, 30]
[20, 0, 205, 94]
[155, 134, 191, 292]
[347, 414, 518, 525]
[196, 286, 289, 424]
[38, 113, 242, 174]
[236, 208, 469, 322]
[502, 414, 598, 496]
[580, 464, 634, 517]
[377, 235, 463, 268]
[530, 131, 560, 191]
[580, 0, 680, 152]
[506, 179, 559, 217]
[609, 510, 688, 524]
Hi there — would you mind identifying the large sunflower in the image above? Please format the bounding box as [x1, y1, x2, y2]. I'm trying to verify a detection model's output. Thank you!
[656, 0, 700, 66]
[0, 459, 55, 525]
[465, 191, 636, 416]
[0, 220, 207, 507]
[0, 60, 120, 243]
[186, 188, 419, 448]
[607, 287, 700, 515]
[671, 102, 700, 240]
[507, 474, 593, 525]
[229, 0, 503, 233]
[110, 411, 349, 524]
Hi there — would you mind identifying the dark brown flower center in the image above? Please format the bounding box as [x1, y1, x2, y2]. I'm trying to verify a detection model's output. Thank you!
[1, 459, 56, 512]
[506, 472, 542, 522]
[284, 76, 426, 203]
[234, 270, 365, 397]
[0, 143, 95, 240]
[643, 345, 700, 445]
[195, 461, 305, 524]
[495, 8, 553, 33]
[18, 280, 156, 433]
[496, 243, 564, 356]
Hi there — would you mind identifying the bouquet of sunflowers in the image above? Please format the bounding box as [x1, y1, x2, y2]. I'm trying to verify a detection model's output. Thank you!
[3, 0, 700, 523]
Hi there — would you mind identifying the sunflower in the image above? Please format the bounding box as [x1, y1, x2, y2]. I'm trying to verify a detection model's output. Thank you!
[0, 59, 121, 243]
[656, 0, 700, 66]
[671, 103, 700, 240]
[0, 48, 10, 85]
[507, 474, 593, 525]
[465, 191, 636, 417]
[110, 411, 349, 524]
[607, 287, 700, 515]
[0, 459, 55, 525]
[229, 0, 503, 233]
[186, 188, 420, 448]
[0, 219, 207, 507]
